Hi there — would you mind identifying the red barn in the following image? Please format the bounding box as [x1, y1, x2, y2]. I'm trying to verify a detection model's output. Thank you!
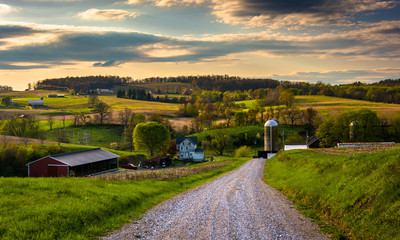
[27, 148, 119, 177]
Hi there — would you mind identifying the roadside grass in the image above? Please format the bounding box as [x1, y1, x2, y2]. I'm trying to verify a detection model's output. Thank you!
[0, 157, 248, 240]
[264, 147, 400, 239]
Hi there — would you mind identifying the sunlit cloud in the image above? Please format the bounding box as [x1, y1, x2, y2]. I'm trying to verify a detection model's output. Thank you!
[93, 60, 123, 67]
[78, 8, 139, 21]
[139, 43, 194, 57]
[0, 4, 16, 14]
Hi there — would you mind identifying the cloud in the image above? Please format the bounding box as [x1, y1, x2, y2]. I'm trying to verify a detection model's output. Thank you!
[273, 68, 400, 84]
[0, 25, 40, 38]
[0, 63, 50, 70]
[125, 0, 207, 7]
[78, 8, 139, 21]
[0, 4, 16, 14]
[93, 60, 123, 67]
[0, 21, 399, 70]
[127, 0, 398, 28]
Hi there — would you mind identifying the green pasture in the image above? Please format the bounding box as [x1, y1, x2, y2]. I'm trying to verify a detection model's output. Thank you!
[99, 96, 179, 112]
[46, 125, 124, 148]
[0, 157, 248, 240]
[265, 148, 400, 239]
[295, 95, 400, 118]
[6, 94, 179, 115]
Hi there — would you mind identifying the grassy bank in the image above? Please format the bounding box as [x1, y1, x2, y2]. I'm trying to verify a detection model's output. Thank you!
[0, 157, 248, 240]
[264, 148, 400, 239]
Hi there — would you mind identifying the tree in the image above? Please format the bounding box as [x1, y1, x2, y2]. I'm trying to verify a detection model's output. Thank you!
[1, 96, 12, 107]
[119, 108, 133, 126]
[283, 107, 302, 125]
[316, 109, 382, 147]
[279, 89, 295, 107]
[47, 115, 55, 131]
[92, 101, 112, 125]
[133, 122, 170, 156]
[88, 95, 99, 105]
[210, 131, 232, 155]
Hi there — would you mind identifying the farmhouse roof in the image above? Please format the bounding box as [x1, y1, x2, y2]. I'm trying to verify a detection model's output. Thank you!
[176, 137, 197, 145]
[195, 148, 204, 153]
[28, 148, 119, 167]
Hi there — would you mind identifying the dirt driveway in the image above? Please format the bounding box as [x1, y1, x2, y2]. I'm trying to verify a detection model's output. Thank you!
[101, 158, 329, 240]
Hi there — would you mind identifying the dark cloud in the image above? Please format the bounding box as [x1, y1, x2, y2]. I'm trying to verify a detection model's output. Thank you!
[375, 27, 400, 34]
[211, 0, 398, 27]
[237, 0, 327, 16]
[0, 25, 40, 38]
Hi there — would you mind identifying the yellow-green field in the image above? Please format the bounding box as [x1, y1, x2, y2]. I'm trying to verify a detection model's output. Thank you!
[4, 91, 179, 115]
[295, 95, 400, 118]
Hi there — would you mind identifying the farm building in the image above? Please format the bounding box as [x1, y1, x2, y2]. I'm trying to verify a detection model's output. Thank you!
[26, 148, 119, 177]
[28, 100, 43, 108]
[176, 137, 205, 162]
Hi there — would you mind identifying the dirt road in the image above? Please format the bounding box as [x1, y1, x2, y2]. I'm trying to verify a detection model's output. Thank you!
[102, 158, 329, 240]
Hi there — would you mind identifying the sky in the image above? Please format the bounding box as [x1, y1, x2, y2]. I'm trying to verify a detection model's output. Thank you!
[0, 0, 400, 90]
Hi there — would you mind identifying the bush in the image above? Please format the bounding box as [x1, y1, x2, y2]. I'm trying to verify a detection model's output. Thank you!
[235, 146, 252, 158]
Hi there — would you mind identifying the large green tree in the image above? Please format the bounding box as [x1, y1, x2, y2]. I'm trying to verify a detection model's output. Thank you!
[133, 122, 170, 156]
[1, 96, 12, 107]
[317, 109, 382, 147]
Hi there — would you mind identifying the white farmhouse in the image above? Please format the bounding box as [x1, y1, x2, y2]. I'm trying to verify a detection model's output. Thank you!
[176, 137, 205, 162]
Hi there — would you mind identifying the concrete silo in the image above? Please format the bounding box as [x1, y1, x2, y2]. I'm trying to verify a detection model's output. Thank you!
[350, 121, 359, 142]
[264, 119, 279, 153]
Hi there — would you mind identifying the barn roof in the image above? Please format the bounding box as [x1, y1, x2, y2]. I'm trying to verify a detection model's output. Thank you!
[51, 148, 119, 167]
[176, 137, 197, 145]
[27, 148, 120, 167]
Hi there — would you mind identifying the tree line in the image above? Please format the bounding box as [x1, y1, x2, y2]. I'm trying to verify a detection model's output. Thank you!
[34, 75, 132, 93]
[0, 85, 13, 92]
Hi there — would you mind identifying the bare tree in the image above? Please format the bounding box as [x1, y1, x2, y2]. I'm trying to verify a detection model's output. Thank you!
[284, 107, 302, 126]
[119, 108, 133, 126]
[47, 115, 55, 130]
[93, 101, 112, 125]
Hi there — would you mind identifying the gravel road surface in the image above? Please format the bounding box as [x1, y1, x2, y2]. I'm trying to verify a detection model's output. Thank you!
[101, 158, 329, 240]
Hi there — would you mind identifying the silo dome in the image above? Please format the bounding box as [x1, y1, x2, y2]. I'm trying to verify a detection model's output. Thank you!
[264, 119, 278, 127]
[264, 119, 279, 153]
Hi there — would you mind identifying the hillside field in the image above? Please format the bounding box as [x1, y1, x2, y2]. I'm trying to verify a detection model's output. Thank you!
[235, 95, 400, 118]
[265, 146, 400, 239]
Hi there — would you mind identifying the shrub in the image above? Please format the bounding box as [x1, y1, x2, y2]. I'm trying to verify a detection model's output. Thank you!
[235, 146, 252, 158]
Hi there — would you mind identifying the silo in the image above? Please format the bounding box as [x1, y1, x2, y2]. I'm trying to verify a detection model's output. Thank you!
[264, 119, 279, 153]
[349, 121, 359, 142]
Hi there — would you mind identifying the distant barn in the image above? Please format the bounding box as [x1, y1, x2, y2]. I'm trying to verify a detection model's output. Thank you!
[26, 148, 119, 177]
[28, 100, 43, 108]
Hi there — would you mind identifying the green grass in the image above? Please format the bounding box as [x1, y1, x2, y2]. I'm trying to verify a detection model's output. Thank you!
[295, 95, 400, 118]
[264, 148, 400, 239]
[0, 157, 248, 240]
[47, 125, 124, 147]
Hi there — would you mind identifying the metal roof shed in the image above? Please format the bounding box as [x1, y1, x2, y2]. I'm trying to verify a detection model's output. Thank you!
[27, 148, 119, 177]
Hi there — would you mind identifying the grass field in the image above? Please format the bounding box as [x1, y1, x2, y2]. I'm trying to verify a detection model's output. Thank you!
[295, 95, 400, 118]
[235, 96, 400, 119]
[0, 157, 248, 240]
[265, 147, 400, 239]
[45, 125, 124, 147]
[6, 94, 179, 116]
